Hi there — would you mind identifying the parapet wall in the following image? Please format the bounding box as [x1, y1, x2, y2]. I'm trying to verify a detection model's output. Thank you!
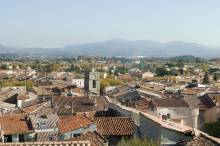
[0, 141, 91, 146]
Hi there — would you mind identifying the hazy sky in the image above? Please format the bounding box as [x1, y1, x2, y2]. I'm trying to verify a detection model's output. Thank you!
[0, 0, 220, 48]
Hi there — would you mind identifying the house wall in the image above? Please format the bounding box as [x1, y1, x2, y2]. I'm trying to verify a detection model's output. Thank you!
[12, 135, 19, 142]
[35, 128, 58, 133]
[104, 86, 117, 95]
[17, 100, 23, 108]
[142, 72, 155, 78]
[60, 124, 96, 141]
[139, 114, 192, 145]
[72, 79, 84, 88]
[107, 97, 193, 145]
[24, 133, 35, 142]
[161, 128, 191, 145]
[156, 107, 199, 128]
[139, 113, 161, 142]
[6, 133, 35, 142]
[204, 106, 217, 123]
[217, 107, 220, 120]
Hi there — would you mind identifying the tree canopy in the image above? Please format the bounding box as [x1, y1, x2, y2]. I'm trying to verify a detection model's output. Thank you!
[203, 72, 210, 84]
[0, 80, 34, 91]
[205, 119, 220, 138]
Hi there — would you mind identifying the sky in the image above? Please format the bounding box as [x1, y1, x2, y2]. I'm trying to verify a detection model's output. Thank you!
[0, 0, 220, 48]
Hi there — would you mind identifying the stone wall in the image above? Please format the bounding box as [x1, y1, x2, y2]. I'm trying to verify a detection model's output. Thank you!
[156, 107, 199, 128]
[0, 141, 91, 146]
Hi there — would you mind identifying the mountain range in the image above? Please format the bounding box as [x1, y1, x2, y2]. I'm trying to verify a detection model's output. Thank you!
[0, 39, 219, 58]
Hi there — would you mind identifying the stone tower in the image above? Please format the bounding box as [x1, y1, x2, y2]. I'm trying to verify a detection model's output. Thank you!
[84, 70, 100, 96]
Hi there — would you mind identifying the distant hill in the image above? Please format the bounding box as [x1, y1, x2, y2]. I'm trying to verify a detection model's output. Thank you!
[210, 58, 220, 63]
[169, 55, 205, 63]
[0, 44, 16, 53]
[0, 39, 220, 57]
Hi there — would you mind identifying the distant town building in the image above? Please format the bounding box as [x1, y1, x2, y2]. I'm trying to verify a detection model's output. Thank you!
[142, 71, 155, 78]
[72, 78, 84, 88]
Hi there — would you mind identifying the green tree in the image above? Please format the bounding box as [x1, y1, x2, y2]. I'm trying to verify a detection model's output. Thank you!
[214, 74, 218, 81]
[42, 63, 61, 73]
[100, 80, 110, 94]
[1, 64, 7, 70]
[205, 119, 220, 138]
[192, 79, 198, 83]
[209, 68, 220, 74]
[156, 67, 169, 76]
[203, 72, 210, 84]
[100, 77, 123, 94]
[137, 62, 146, 70]
[0, 80, 33, 91]
[179, 68, 184, 75]
[201, 63, 209, 72]
[25, 80, 34, 91]
[177, 62, 184, 68]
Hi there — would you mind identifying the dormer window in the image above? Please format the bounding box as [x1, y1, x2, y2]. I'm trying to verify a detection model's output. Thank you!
[39, 121, 47, 128]
[40, 115, 47, 119]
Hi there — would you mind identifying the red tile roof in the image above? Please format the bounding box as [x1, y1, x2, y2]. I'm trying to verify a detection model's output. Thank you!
[70, 131, 107, 146]
[182, 88, 206, 95]
[0, 114, 33, 135]
[36, 131, 58, 142]
[153, 98, 189, 108]
[53, 96, 95, 115]
[58, 114, 94, 134]
[95, 117, 134, 136]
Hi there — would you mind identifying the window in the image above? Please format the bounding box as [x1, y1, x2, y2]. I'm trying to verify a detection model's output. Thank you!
[93, 80, 96, 88]
[49, 135, 56, 141]
[71, 133, 81, 138]
[162, 115, 167, 120]
[167, 113, 171, 119]
[39, 121, 47, 128]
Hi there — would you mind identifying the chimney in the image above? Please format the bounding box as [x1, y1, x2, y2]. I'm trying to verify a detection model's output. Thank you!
[104, 105, 108, 111]
[50, 96, 53, 108]
[71, 102, 74, 115]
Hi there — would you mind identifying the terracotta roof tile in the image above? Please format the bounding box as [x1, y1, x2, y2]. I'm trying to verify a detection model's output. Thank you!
[0, 114, 33, 135]
[36, 131, 58, 142]
[153, 98, 189, 107]
[95, 117, 134, 136]
[70, 131, 107, 146]
[29, 113, 59, 130]
[58, 114, 94, 134]
[53, 96, 95, 115]
[182, 88, 206, 95]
